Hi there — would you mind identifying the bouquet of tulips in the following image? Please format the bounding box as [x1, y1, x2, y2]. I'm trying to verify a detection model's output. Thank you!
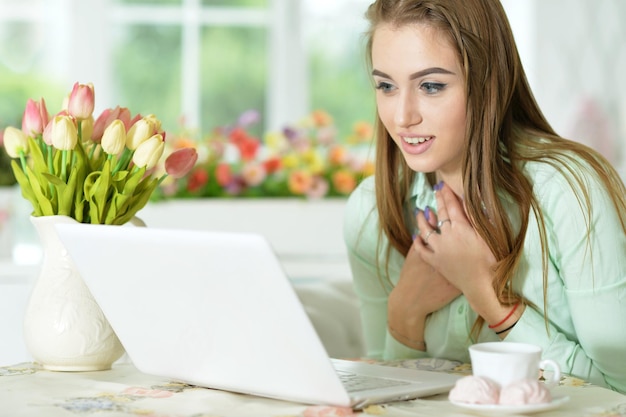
[2, 82, 197, 225]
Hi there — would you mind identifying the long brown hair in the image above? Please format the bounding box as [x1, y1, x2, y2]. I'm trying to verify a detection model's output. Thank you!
[365, 0, 626, 333]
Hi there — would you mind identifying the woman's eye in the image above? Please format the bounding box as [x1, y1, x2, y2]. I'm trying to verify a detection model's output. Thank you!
[421, 82, 446, 94]
[375, 81, 395, 93]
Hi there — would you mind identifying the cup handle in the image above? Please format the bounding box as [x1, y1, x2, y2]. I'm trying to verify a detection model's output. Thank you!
[539, 359, 561, 387]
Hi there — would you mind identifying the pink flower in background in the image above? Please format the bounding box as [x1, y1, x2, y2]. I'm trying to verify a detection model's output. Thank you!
[241, 162, 267, 186]
[237, 109, 260, 127]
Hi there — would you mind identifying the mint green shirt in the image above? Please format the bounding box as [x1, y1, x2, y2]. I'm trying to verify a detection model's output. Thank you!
[343, 160, 626, 393]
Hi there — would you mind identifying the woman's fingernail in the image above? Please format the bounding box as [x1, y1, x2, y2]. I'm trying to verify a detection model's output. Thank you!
[433, 181, 444, 191]
[424, 206, 431, 221]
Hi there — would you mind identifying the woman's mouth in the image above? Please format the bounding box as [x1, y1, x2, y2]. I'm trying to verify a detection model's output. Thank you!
[403, 136, 433, 145]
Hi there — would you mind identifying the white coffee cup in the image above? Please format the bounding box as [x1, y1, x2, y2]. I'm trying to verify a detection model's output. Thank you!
[469, 342, 561, 388]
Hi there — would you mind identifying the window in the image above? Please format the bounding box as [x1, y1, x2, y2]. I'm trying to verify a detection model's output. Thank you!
[0, 0, 374, 140]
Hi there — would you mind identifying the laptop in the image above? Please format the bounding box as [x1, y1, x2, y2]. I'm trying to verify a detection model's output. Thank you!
[54, 223, 460, 409]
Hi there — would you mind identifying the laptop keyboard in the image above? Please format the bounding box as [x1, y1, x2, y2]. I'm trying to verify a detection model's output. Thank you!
[336, 370, 412, 393]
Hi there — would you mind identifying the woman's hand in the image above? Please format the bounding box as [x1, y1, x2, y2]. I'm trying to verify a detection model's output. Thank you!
[388, 235, 461, 350]
[413, 183, 499, 313]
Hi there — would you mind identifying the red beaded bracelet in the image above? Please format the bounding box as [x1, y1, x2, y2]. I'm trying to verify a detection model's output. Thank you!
[488, 303, 520, 329]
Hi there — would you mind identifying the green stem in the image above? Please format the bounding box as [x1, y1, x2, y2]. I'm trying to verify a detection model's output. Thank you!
[113, 148, 132, 175]
[77, 120, 83, 144]
[61, 150, 68, 182]
[18, 151, 27, 173]
[157, 173, 169, 186]
[47, 144, 55, 199]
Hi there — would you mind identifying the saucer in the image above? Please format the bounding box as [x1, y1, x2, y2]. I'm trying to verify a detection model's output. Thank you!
[450, 396, 570, 415]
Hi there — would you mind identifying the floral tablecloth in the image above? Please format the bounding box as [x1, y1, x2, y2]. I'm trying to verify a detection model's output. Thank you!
[1, 359, 625, 417]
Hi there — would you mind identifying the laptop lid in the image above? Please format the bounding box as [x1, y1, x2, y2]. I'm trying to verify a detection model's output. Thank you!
[55, 223, 458, 408]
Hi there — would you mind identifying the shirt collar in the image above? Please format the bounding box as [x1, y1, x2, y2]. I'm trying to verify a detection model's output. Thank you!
[409, 172, 437, 212]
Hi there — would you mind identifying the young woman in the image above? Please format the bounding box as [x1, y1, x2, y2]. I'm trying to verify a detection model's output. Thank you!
[343, 0, 626, 393]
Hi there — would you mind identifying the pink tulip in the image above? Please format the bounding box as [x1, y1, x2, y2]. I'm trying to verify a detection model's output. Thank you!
[164, 147, 198, 179]
[67, 82, 95, 120]
[21, 98, 49, 137]
[42, 120, 53, 146]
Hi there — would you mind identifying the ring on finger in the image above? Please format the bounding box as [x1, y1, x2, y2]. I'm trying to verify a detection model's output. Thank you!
[423, 229, 436, 244]
[437, 218, 451, 228]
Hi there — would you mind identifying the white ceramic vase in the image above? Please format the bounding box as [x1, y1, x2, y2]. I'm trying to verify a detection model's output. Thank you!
[23, 215, 125, 371]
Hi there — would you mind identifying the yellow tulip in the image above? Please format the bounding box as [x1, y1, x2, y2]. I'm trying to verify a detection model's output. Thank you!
[2, 126, 29, 158]
[50, 115, 78, 150]
[132, 134, 165, 169]
[101, 119, 127, 155]
[126, 119, 154, 150]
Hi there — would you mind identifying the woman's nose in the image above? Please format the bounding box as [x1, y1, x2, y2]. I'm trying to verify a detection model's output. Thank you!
[394, 91, 422, 128]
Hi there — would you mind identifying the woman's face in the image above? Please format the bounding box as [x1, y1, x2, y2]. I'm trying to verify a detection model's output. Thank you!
[372, 23, 467, 179]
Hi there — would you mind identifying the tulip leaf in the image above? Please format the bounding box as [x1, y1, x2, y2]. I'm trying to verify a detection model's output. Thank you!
[25, 165, 54, 215]
[58, 168, 79, 217]
[10, 160, 41, 216]
[115, 177, 159, 225]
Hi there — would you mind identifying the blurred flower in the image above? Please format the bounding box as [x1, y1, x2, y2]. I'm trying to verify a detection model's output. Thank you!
[155, 110, 374, 199]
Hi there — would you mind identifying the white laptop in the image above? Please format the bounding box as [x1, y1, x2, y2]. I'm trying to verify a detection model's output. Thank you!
[55, 223, 459, 409]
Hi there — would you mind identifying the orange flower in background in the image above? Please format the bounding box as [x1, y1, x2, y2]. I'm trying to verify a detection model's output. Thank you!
[328, 145, 348, 166]
[332, 169, 357, 195]
[311, 110, 333, 127]
[353, 121, 373, 141]
[288, 170, 313, 195]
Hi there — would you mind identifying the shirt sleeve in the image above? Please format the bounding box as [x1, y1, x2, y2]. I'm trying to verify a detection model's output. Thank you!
[343, 177, 428, 360]
[507, 161, 626, 392]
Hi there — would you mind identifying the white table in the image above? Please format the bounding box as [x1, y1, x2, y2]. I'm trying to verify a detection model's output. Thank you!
[2, 359, 624, 416]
